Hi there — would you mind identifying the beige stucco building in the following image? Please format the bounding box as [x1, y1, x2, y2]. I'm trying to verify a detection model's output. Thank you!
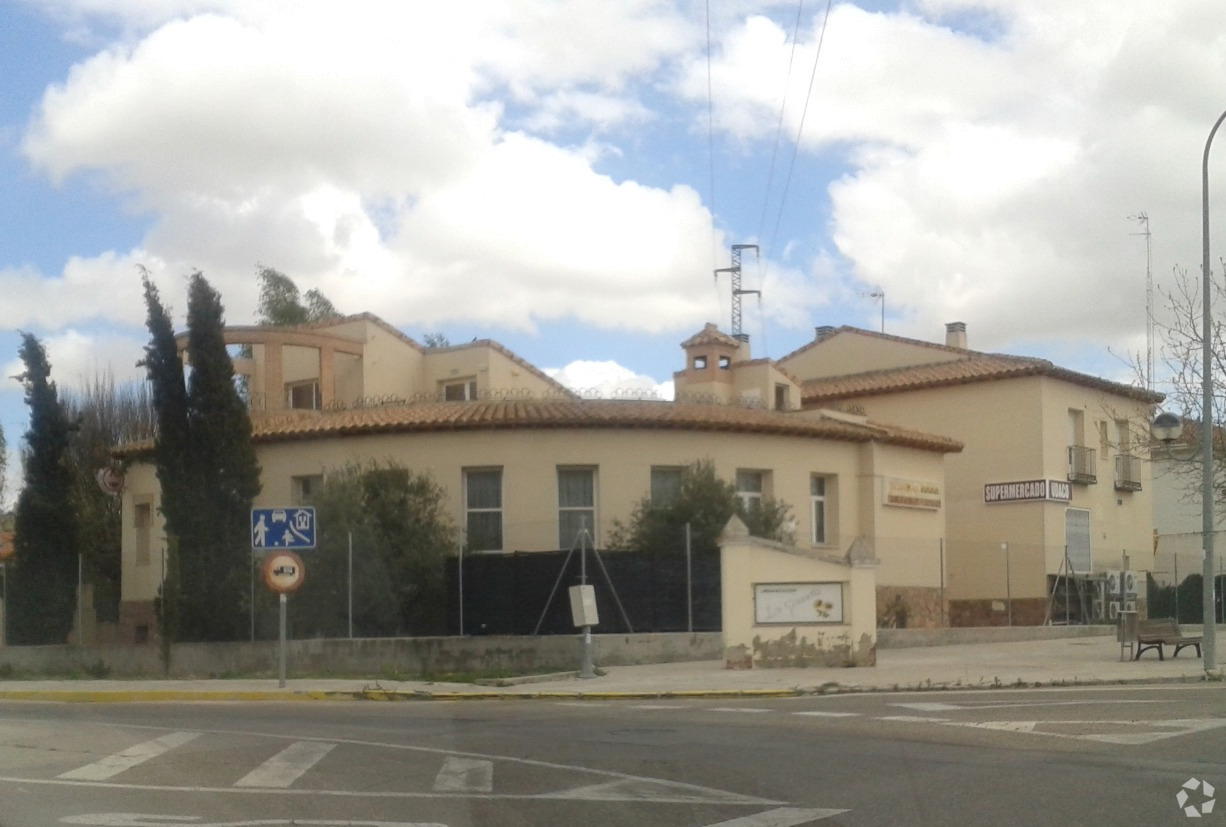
[115, 315, 959, 643]
[777, 322, 1163, 625]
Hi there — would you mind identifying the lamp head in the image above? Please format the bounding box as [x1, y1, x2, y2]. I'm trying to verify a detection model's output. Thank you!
[1151, 411, 1183, 444]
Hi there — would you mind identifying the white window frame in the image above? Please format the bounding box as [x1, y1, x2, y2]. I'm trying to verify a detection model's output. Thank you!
[650, 467, 684, 506]
[444, 379, 479, 401]
[464, 468, 504, 552]
[558, 467, 597, 548]
[286, 380, 320, 410]
[810, 475, 828, 545]
[736, 470, 765, 512]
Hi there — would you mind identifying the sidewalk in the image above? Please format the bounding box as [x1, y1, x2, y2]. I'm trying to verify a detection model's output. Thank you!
[0, 635, 1219, 702]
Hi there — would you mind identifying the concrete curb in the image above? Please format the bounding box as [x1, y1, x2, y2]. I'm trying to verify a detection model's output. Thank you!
[0, 673, 1215, 703]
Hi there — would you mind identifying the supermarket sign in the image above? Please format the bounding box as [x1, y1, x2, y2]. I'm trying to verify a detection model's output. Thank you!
[984, 479, 1071, 504]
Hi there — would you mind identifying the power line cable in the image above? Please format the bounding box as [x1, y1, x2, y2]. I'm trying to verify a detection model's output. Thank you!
[756, 0, 807, 244]
[706, 0, 719, 272]
[765, 0, 833, 261]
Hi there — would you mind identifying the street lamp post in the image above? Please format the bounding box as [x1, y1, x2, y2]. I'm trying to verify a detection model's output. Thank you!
[1152, 107, 1226, 673]
[1199, 109, 1226, 672]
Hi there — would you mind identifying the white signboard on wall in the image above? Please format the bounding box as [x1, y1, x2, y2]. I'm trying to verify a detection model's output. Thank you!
[884, 478, 942, 510]
[754, 583, 844, 625]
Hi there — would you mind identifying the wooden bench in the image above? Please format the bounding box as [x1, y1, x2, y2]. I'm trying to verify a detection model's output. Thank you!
[1134, 618, 1202, 661]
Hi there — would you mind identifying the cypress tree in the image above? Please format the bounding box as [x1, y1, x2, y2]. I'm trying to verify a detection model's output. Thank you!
[140, 274, 192, 644]
[184, 272, 262, 641]
[10, 334, 79, 644]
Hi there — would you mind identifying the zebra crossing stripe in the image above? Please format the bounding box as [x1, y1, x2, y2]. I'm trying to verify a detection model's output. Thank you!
[433, 756, 494, 792]
[57, 732, 202, 781]
[234, 741, 337, 788]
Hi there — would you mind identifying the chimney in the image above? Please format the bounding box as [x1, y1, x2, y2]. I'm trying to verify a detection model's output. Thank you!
[945, 321, 967, 349]
[815, 325, 836, 341]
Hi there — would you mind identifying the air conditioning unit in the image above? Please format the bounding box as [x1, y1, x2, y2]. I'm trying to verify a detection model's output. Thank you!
[1124, 600, 1137, 613]
[1105, 570, 1121, 595]
[1092, 599, 1106, 620]
[1124, 571, 1138, 596]
[1108, 600, 1121, 620]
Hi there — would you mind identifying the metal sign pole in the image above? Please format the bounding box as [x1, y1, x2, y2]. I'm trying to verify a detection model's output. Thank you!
[348, 532, 354, 640]
[279, 593, 287, 689]
[579, 520, 595, 679]
[1, 561, 6, 647]
[250, 548, 256, 642]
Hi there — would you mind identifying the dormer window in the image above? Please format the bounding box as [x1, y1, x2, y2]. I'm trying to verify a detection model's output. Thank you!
[693, 356, 707, 370]
[287, 380, 320, 410]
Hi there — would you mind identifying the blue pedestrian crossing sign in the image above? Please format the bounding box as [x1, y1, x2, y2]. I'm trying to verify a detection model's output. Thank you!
[251, 507, 316, 550]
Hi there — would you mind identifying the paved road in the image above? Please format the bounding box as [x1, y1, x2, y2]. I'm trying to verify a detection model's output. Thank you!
[0, 684, 1222, 826]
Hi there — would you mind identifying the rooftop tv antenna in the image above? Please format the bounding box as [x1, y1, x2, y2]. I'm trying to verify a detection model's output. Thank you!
[1128, 213, 1153, 392]
[714, 244, 760, 340]
[860, 289, 885, 333]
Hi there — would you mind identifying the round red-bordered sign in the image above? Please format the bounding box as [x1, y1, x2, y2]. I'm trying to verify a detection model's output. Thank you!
[263, 550, 305, 594]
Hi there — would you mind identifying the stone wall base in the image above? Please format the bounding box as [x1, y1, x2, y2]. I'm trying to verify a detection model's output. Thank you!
[117, 601, 158, 645]
[876, 586, 945, 629]
[948, 598, 1048, 627]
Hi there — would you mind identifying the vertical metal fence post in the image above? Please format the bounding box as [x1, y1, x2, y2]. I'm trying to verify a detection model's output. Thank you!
[1003, 542, 1012, 627]
[938, 539, 945, 628]
[685, 523, 693, 634]
[348, 532, 354, 639]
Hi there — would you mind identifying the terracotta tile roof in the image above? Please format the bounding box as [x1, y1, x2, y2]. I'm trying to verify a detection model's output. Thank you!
[115, 399, 961, 458]
[681, 323, 741, 349]
[800, 351, 1163, 403]
[435, 338, 578, 399]
[304, 312, 424, 351]
[779, 325, 964, 363]
[782, 326, 1162, 404]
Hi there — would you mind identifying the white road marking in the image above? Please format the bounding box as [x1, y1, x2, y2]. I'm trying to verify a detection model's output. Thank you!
[700, 806, 849, 825]
[707, 707, 774, 714]
[432, 756, 493, 792]
[234, 741, 336, 788]
[892, 699, 1171, 712]
[948, 721, 1038, 733]
[938, 718, 1226, 745]
[792, 711, 860, 718]
[541, 778, 773, 804]
[878, 715, 949, 723]
[62, 814, 443, 826]
[11, 720, 783, 807]
[630, 704, 689, 710]
[57, 732, 201, 782]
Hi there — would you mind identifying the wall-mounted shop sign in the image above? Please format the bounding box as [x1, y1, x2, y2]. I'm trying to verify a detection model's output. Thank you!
[754, 582, 844, 625]
[984, 479, 1072, 504]
[884, 477, 942, 510]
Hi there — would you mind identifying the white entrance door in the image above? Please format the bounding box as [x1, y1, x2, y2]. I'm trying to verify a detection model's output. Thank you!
[1065, 508, 1092, 572]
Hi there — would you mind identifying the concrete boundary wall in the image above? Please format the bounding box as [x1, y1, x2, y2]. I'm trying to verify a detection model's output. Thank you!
[0, 626, 1135, 678]
[0, 632, 723, 679]
[877, 625, 1115, 648]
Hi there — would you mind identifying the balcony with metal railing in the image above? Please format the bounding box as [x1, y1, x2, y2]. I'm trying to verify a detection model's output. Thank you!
[1067, 444, 1097, 484]
[1114, 453, 1142, 491]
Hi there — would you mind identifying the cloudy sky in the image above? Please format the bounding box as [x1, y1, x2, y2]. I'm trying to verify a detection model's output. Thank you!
[1, 0, 1223, 504]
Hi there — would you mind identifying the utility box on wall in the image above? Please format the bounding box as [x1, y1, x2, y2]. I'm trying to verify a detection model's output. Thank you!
[568, 584, 600, 627]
